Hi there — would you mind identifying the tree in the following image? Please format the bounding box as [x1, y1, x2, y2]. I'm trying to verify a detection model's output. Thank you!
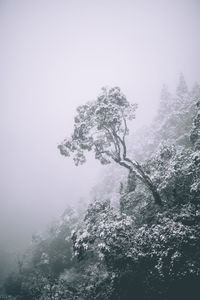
[190, 100, 200, 150]
[176, 73, 188, 101]
[155, 84, 172, 122]
[58, 86, 162, 206]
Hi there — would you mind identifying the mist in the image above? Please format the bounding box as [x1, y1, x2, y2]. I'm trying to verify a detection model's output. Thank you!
[0, 0, 200, 263]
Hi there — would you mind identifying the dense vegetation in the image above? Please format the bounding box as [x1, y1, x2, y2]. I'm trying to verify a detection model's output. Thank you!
[1, 75, 200, 300]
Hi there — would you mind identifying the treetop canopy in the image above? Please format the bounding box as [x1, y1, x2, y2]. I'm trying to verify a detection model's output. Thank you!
[58, 86, 137, 166]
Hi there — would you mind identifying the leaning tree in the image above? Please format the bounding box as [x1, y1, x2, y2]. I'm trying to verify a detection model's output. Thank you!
[58, 87, 162, 206]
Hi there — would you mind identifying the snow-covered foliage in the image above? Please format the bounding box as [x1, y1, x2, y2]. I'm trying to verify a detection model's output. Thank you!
[58, 86, 137, 166]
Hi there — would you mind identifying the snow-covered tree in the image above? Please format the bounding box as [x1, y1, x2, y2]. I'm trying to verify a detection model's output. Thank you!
[190, 100, 200, 150]
[58, 86, 162, 205]
[176, 73, 189, 101]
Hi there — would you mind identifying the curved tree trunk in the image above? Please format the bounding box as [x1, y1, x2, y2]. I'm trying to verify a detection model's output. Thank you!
[118, 158, 162, 206]
[112, 131, 162, 206]
[134, 163, 163, 206]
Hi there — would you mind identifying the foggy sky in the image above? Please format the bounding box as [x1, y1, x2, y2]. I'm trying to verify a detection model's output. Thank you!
[0, 0, 200, 251]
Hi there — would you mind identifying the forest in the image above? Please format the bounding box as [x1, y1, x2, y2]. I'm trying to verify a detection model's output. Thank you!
[1, 75, 200, 300]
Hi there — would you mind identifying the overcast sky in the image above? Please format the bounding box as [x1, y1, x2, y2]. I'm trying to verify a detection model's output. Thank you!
[0, 0, 200, 250]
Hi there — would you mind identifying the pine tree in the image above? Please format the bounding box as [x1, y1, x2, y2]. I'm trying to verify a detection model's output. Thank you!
[190, 100, 200, 150]
[176, 73, 189, 102]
